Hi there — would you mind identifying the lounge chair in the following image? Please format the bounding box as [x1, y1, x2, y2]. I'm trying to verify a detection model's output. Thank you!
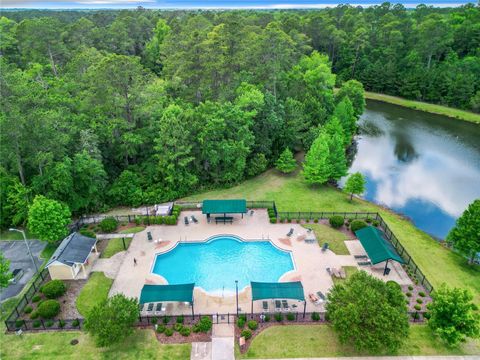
[321, 242, 329, 252]
[262, 301, 268, 312]
[155, 302, 164, 315]
[250, 210, 254, 216]
[147, 232, 153, 242]
[191, 215, 198, 223]
[316, 291, 326, 301]
[282, 300, 289, 311]
[286, 228, 294, 237]
[339, 268, 346, 279]
[184, 216, 189, 225]
[308, 293, 322, 305]
[275, 300, 282, 312]
[147, 303, 154, 312]
[332, 268, 341, 278]
[358, 260, 372, 266]
[354, 254, 368, 259]
[326, 267, 332, 275]
[138, 303, 144, 313]
[304, 238, 316, 243]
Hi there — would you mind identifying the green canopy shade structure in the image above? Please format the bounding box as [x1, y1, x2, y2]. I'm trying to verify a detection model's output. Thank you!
[355, 226, 404, 275]
[250, 281, 307, 318]
[202, 199, 247, 215]
[139, 283, 195, 316]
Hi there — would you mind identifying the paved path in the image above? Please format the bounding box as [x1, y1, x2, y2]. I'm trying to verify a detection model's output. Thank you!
[210, 324, 234, 360]
[91, 251, 126, 279]
[191, 342, 212, 360]
[254, 357, 480, 360]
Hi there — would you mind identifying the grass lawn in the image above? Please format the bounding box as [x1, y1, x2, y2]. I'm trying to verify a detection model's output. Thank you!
[185, 170, 480, 304]
[365, 91, 480, 124]
[240, 324, 480, 358]
[332, 266, 358, 285]
[0, 228, 33, 241]
[119, 226, 145, 234]
[303, 223, 350, 255]
[100, 237, 133, 258]
[76, 272, 113, 316]
[0, 327, 191, 360]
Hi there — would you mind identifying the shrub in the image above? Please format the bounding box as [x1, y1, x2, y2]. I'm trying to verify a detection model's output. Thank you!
[32, 294, 41, 303]
[408, 285, 414, 291]
[269, 217, 276, 224]
[386, 281, 401, 291]
[30, 311, 39, 319]
[286, 313, 295, 321]
[79, 229, 96, 238]
[418, 291, 426, 297]
[45, 319, 54, 327]
[311, 312, 320, 321]
[238, 314, 247, 321]
[406, 292, 412, 297]
[424, 312, 431, 320]
[414, 304, 422, 311]
[176, 315, 184, 324]
[33, 320, 41, 328]
[372, 220, 380, 227]
[15, 319, 24, 329]
[192, 324, 200, 333]
[37, 299, 60, 319]
[173, 323, 183, 332]
[247, 320, 258, 330]
[164, 327, 174, 336]
[350, 220, 368, 232]
[274, 313, 283, 322]
[99, 217, 118, 233]
[134, 217, 141, 226]
[411, 312, 420, 320]
[58, 319, 65, 328]
[241, 329, 252, 340]
[264, 314, 271, 322]
[41, 280, 66, 299]
[329, 215, 344, 228]
[151, 317, 157, 325]
[280, 217, 286, 223]
[72, 319, 80, 327]
[197, 316, 212, 332]
[180, 326, 191, 337]
[365, 218, 372, 223]
[24, 306, 33, 314]
[156, 324, 166, 333]
[237, 318, 245, 328]
[313, 218, 319, 223]
[163, 316, 170, 324]
[416, 298, 423, 304]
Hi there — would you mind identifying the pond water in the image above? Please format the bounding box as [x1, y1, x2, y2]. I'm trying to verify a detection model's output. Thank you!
[345, 100, 480, 240]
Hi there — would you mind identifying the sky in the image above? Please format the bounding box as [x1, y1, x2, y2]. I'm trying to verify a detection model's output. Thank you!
[1, 0, 476, 9]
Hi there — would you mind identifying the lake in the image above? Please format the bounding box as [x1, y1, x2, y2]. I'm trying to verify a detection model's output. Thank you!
[346, 100, 480, 240]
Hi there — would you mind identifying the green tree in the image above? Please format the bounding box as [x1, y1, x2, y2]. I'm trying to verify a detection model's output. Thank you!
[275, 148, 297, 174]
[84, 294, 138, 347]
[447, 199, 480, 264]
[343, 172, 366, 201]
[107, 170, 143, 207]
[143, 18, 170, 74]
[326, 271, 409, 353]
[303, 131, 331, 185]
[427, 284, 480, 346]
[0, 253, 12, 289]
[246, 153, 268, 177]
[336, 80, 366, 118]
[28, 195, 71, 244]
[333, 97, 357, 145]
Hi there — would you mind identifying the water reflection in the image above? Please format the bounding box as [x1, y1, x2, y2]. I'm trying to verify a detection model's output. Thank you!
[345, 100, 480, 239]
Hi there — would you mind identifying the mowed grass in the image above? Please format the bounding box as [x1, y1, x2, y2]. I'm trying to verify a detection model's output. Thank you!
[100, 237, 133, 258]
[240, 324, 479, 358]
[365, 91, 480, 124]
[76, 272, 113, 316]
[0, 328, 191, 360]
[119, 226, 145, 234]
[303, 223, 350, 255]
[185, 170, 480, 304]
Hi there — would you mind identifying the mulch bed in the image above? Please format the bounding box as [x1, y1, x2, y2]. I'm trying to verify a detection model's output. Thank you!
[57, 280, 87, 319]
[136, 324, 211, 343]
[402, 284, 432, 313]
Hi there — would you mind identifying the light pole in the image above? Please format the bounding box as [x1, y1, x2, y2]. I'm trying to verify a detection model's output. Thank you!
[235, 280, 239, 317]
[9, 228, 38, 272]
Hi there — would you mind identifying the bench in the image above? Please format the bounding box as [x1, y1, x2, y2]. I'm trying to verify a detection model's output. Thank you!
[215, 216, 233, 224]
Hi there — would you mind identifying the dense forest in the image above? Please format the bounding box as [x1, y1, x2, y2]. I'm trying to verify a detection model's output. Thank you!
[1, 4, 479, 229]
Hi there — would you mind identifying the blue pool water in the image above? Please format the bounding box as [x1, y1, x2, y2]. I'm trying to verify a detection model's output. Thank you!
[151, 236, 294, 294]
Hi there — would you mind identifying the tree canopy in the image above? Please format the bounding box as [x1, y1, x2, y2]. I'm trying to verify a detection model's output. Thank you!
[27, 195, 71, 243]
[344, 172, 367, 201]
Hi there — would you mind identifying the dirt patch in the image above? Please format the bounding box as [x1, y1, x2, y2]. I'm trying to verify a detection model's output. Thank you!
[95, 239, 108, 254]
[57, 280, 87, 319]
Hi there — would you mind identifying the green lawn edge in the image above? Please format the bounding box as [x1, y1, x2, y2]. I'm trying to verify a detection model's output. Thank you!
[76, 272, 113, 317]
[365, 91, 480, 124]
[100, 237, 133, 258]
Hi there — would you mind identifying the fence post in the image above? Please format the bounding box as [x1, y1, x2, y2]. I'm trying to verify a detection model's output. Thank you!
[41, 319, 46, 330]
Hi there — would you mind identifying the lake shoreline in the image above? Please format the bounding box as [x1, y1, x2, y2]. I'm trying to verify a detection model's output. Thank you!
[365, 92, 480, 124]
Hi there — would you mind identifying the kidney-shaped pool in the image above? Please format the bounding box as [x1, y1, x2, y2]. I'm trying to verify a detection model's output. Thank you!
[151, 235, 294, 295]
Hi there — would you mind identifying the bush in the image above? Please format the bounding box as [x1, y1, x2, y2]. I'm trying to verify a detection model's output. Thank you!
[411, 312, 420, 320]
[238, 314, 247, 321]
[365, 218, 372, 223]
[274, 313, 283, 322]
[424, 312, 431, 320]
[372, 220, 380, 227]
[156, 324, 166, 333]
[164, 327, 174, 336]
[37, 299, 60, 319]
[24, 306, 33, 314]
[79, 229, 96, 238]
[247, 320, 258, 330]
[264, 314, 271, 322]
[72, 319, 80, 327]
[192, 324, 200, 333]
[30, 311, 39, 319]
[350, 220, 368, 232]
[151, 317, 157, 325]
[311, 312, 320, 321]
[406, 292, 412, 297]
[286, 313, 295, 321]
[269, 217, 276, 224]
[414, 304, 422, 311]
[313, 218, 319, 223]
[386, 281, 401, 291]
[241, 329, 252, 340]
[32, 294, 41, 303]
[45, 319, 54, 327]
[41, 280, 66, 299]
[15, 319, 24, 329]
[180, 326, 191, 337]
[418, 291, 426, 297]
[99, 217, 118, 233]
[173, 323, 183, 332]
[163, 316, 170, 324]
[33, 320, 41, 328]
[329, 215, 344, 228]
[416, 298, 423, 304]
[134, 217, 141, 226]
[197, 316, 212, 332]
[58, 319, 65, 328]
[176, 315, 184, 324]
[408, 285, 414, 291]
[237, 318, 245, 328]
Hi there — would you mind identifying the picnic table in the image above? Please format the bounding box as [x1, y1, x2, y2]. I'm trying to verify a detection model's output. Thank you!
[215, 216, 233, 224]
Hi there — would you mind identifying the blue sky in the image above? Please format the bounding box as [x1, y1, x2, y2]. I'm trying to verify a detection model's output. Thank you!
[2, 0, 475, 9]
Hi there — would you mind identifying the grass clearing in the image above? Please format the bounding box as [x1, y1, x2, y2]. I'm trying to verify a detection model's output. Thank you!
[119, 226, 144, 234]
[240, 324, 479, 358]
[0, 229, 33, 241]
[303, 223, 350, 255]
[0, 327, 190, 360]
[365, 92, 480, 124]
[76, 272, 113, 316]
[332, 266, 358, 285]
[100, 237, 133, 258]
[185, 170, 480, 304]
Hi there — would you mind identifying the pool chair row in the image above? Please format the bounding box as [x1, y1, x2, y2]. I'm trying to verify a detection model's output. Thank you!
[263, 299, 299, 312]
[139, 302, 166, 315]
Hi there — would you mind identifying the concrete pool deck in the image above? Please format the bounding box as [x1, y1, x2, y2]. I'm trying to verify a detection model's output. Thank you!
[109, 209, 412, 315]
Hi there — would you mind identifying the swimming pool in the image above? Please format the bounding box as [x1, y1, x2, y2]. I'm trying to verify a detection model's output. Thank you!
[151, 235, 294, 295]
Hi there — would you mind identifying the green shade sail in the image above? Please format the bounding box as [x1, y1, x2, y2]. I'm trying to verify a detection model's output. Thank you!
[139, 284, 194, 304]
[355, 226, 404, 265]
[202, 199, 247, 214]
[251, 281, 305, 301]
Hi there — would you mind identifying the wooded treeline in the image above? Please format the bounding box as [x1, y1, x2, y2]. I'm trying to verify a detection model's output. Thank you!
[1, 4, 478, 228]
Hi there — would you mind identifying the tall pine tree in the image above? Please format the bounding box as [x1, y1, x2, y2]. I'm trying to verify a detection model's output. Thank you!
[303, 131, 331, 185]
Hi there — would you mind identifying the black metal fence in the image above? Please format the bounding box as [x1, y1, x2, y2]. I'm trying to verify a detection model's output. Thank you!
[276, 211, 379, 221]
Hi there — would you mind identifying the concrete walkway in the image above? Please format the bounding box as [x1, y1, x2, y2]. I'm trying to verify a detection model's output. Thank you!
[191, 342, 212, 360]
[91, 251, 126, 279]
[253, 357, 480, 360]
[211, 324, 234, 360]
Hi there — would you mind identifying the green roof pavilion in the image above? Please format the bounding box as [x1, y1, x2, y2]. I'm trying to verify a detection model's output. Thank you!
[250, 281, 307, 318]
[139, 283, 195, 316]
